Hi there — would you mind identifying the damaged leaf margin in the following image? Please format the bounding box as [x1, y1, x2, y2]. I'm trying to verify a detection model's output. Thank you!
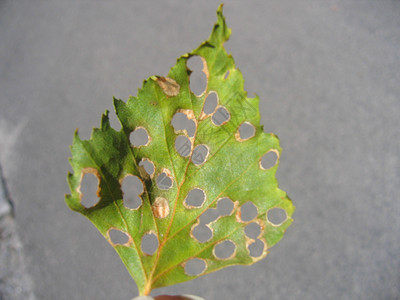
[66, 4, 294, 296]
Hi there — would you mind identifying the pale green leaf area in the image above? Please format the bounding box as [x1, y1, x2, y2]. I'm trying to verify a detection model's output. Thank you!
[66, 4, 294, 296]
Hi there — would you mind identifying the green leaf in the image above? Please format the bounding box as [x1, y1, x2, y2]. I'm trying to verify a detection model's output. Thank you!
[66, 4, 294, 296]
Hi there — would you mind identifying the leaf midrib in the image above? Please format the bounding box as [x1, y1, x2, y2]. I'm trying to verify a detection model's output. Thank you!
[146, 51, 255, 288]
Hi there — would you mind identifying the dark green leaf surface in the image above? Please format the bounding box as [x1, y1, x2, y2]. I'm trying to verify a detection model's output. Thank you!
[66, 5, 294, 295]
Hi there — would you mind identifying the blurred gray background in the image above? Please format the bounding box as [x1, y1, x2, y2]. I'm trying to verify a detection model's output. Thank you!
[0, 0, 399, 299]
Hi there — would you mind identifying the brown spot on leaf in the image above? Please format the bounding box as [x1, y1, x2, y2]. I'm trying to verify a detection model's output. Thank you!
[177, 109, 195, 121]
[152, 197, 170, 219]
[157, 76, 180, 97]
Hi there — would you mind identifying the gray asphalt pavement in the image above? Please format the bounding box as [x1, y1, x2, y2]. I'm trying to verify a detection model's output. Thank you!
[0, 1, 399, 299]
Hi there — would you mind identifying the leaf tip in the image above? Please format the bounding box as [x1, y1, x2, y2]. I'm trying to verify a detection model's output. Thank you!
[100, 110, 110, 130]
[73, 128, 81, 142]
[208, 3, 231, 46]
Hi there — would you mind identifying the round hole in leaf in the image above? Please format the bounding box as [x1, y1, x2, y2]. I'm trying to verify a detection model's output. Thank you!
[213, 240, 236, 260]
[191, 224, 212, 243]
[184, 258, 206, 276]
[191, 144, 209, 165]
[139, 159, 155, 177]
[141, 232, 159, 255]
[156, 171, 173, 190]
[260, 150, 279, 170]
[244, 222, 261, 239]
[130, 127, 149, 147]
[175, 135, 192, 157]
[184, 188, 206, 208]
[121, 175, 143, 210]
[211, 106, 230, 126]
[171, 111, 196, 137]
[187, 56, 207, 96]
[216, 197, 234, 216]
[203, 92, 218, 115]
[237, 122, 255, 141]
[80, 172, 100, 208]
[240, 201, 258, 222]
[109, 229, 130, 246]
[199, 208, 219, 224]
[267, 208, 287, 226]
[248, 239, 265, 258]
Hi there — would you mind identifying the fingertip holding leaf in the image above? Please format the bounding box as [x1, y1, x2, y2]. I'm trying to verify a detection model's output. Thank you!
[66, 4, 294, 297]
[132, 295, 204, 300]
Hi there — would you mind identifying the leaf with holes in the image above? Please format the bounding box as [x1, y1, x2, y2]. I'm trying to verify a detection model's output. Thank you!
[66, 4, 294, 296]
